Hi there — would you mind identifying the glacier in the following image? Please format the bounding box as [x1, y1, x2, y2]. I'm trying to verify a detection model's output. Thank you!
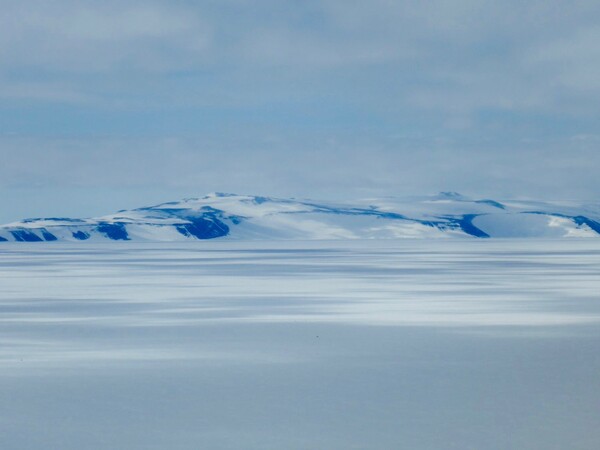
[1, 192, 600, 242]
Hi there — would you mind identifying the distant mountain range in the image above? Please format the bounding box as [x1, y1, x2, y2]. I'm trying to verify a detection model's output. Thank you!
[1, 192, 599, 242]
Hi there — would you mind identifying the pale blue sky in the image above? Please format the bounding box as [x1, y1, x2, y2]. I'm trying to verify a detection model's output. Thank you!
[1, 0, 599, 223]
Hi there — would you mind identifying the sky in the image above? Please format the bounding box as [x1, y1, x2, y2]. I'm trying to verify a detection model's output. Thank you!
[1, 0, 599, 223]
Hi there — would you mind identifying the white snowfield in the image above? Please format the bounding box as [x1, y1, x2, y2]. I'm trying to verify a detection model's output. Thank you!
[1, 192, 599, 242]
[1, 240, 600, 449]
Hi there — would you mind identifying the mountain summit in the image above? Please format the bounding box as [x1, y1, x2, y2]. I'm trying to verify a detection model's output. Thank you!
[1, 193, 599, 242]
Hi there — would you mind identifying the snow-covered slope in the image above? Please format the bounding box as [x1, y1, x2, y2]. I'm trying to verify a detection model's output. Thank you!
[1, 192, 599, 242]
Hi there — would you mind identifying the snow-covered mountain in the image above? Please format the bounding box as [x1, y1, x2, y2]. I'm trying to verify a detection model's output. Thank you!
[1, 192, 600, 242]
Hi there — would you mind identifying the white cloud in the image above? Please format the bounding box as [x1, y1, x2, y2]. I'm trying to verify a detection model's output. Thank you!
[1, 0, 599, 113]
[528, 25, 600, 92]
[0, 1, 212, 73]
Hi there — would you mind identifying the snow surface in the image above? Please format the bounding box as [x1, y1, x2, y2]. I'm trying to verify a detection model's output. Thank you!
[1, 192, 599, 241]
[1, 240, 600, 449]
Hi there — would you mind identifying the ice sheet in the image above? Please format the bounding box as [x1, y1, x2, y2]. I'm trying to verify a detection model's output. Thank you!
[1, 240, 600, 449]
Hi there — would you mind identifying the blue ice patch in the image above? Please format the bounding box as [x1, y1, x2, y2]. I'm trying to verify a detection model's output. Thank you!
[475, 199, 506, 210]
[453, 214, 490, 238]
[526, 212, 600, 235]
[21, 217, 85, 224]
[41, 229, 58, 241]
[253, 196, 270, 204]
[72, 231, 90, 240]
[11, 230, 43, 242]
[432, 215, 489, 238]
[175, 217, 229, 239]
[572, 216, 600, 234]
[97, 223, 130, 240]
[291, 202, 409, 220]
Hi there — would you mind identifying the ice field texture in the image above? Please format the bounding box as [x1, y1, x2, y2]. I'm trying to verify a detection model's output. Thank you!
[1, 240, 600, 449]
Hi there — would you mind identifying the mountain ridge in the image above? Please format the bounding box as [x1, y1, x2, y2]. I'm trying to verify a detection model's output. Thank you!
[1, 192, 599, 242]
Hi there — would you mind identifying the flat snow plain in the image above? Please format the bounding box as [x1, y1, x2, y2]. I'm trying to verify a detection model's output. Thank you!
[1, 240, 600, 449]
